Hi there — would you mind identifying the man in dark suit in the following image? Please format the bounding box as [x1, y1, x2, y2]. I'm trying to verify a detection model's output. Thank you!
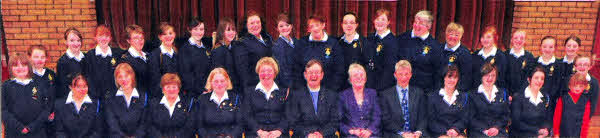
[379, 60, 427, 137]
[288, 59, 340, 138]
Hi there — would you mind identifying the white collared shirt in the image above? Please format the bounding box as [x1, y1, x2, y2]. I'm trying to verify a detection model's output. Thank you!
[444, 42, 461, 52]
[411, 30, 429, 40]
[478, 47, 498, 59]
[66, 49, 84, 62]
[65, 91, 93, 113]
[128, 47, 147, 61]
[563, 55, 574, 64]
[14, 78, 32, 86]
[376, 29, 391, 39]
[309, 32, 329, 42]
[159, 44, 175, 57]
[279, 35, 294, 46]
[95, 45, 112, 58]
[115, 88, 140, 108]
[188, 38, 205, 49]
[478, 85, 499, 103]
[210, 91, 230, 106]
[509, 48, 525, 58]
[255, 82, 279, 100]
[537, 56, 556, 66]
[341, 33, 360, 44]
[524, 87, 543, 106]
[33, 68, 46, 77]
[439, 88, 459, 105]
[160, 96, 181, 117]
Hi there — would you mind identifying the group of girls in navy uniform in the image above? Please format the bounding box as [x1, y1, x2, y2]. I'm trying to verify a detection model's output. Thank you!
[3, 9, 598, 138]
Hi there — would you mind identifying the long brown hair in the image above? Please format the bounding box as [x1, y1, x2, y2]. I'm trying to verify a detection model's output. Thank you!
[214, 18, 236, 50]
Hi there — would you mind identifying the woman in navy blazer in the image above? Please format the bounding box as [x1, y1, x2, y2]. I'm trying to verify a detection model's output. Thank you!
[195, 68, 243, 137]
[145, 73, 194, 138]
[212, 18, 242, 94]
[510, 66, 552, 137]
[104, 63, 148, 137]
[242, 57, 290, 138]
[234, 10, 274, 89]
[468, 63, 510, 137]
[54, 74, 102, 138]
[2, 53, 54, 138]
[339, 63, 381, 138]
[427, 65, 470, 138]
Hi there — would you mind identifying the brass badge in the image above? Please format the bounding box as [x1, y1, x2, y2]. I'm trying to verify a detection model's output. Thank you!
[422, 46, 430, 55]
[353, 43, 358, 48]
[48, 74, 53, 81]
[490, 58, 495, 65]
[376, 44, 382, 53]
[206, 51, 211, 56]
[522, 61, 526, 69]
[325, 48, 331, 58]
[550, 66, 554, 74]
[449, 55, 456, 63]
[32, 87, 38, 100]
[111, 58, 116, 65]
[586, 83, 591, 91]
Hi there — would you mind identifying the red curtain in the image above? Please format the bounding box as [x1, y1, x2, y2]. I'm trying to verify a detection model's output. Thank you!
[97, 0, 513, 51]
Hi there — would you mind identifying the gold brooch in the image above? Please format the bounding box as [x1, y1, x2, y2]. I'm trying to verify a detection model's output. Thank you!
[206, 51, 211, 56]
[325, 48, 331, 57]
[449, 55, 456, 63]
[586, 83, 591, 91]
[550, 66, 554, 74]
[422, 46, 430, 54]
[48, 74, 53, 81]
[32, 87, 37, 95]
[353, 43, 358, 48]
[376, 44, 382, 53]
[522, 61, 526, 69]
[111, 58, 116, 65]
[490, 58, 495, 64]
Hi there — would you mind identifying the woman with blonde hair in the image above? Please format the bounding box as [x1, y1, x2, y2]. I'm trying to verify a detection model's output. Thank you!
[195, 68, 243, 137]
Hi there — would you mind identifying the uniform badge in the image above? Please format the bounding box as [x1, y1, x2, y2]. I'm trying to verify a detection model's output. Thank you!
[325, 48, 331, 58]
[206, 51, 211, 56]
[376, 44, 383, 53]
[549, 66, 554, 76]
[573, 67, 576, 73]
[82, 105, 87, 111]
[522, 61, 527, 69]
[422, 46, 430, 55]
[490, 58, 495, 65]
[111, 58, 116, 65]
[449, 55, 456, 63]
[177, 103, 182, 108]
[48, 74, 53, 81]
[32, 87, 38, 100]
[353, 43, 358, 48]
[586, 83, 591, 91]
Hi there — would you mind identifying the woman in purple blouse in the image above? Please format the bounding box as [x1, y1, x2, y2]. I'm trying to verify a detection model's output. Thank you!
[339, 63, 381, 137]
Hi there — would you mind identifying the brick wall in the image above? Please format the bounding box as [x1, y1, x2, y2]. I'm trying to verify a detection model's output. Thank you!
[512, 1, 598, 57]
[2, 0, 97, 69]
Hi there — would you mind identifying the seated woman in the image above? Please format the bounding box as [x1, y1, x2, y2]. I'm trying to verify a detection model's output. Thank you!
[54, 74, 102, 137]
[2, 53, 54, 137]
[553, 72, 595, 138]
[468, 63, 510, 137]
[146, 73, 194, 138]
[104, 63, 148, 137]
[427, 65, 469, 138]
[195, 68, 243, 137]
[242, 57, 289, 138]
[339, 63, 381, 137]
[510, 66, 551, 137]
